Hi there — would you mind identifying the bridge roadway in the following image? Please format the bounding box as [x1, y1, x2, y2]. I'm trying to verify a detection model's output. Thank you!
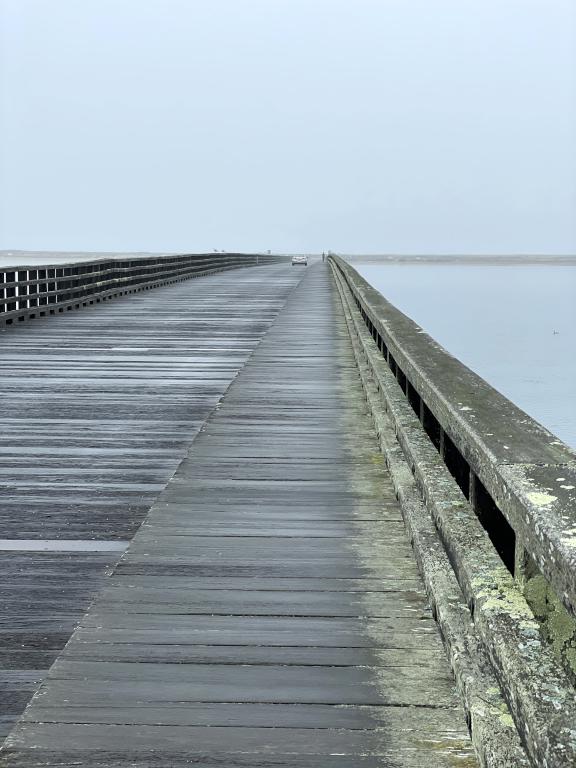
[0, 262, 301, 739]
[0, 263, 475, 766]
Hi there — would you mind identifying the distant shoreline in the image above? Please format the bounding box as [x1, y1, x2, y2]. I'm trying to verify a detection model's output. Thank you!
[1, 251, 575, 269]
[342, 254, 576, 265]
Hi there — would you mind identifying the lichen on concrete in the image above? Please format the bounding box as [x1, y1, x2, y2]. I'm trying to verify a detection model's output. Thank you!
[526, 491, 558, 506]
[471, 571, 541, 634]
[524, 572, 576, 683]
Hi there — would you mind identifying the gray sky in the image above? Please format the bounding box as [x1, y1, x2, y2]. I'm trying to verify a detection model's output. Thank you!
[1, 0, 575, 254]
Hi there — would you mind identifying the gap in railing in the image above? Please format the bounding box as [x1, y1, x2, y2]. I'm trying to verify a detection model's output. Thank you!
[350, 286, 517, 575]
[470, 474, 516, 572]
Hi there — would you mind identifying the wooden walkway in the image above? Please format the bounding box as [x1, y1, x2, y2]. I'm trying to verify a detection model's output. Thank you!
[0, 264, 302, 741]
[0, 264, 476, 766]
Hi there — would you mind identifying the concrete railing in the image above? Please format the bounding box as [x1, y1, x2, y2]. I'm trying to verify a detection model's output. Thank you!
[0, 252, 285, 327]
[330, 255, 576, 768]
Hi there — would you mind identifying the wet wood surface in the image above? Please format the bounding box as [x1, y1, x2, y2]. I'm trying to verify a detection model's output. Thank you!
[0, 264, 301, 740]
[1, 264, 476, 766]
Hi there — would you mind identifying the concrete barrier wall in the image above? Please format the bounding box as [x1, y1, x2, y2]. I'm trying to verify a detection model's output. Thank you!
[330, 255, 576, 613]
[0, 253, 286, 327]
[330, 255, 576, 768]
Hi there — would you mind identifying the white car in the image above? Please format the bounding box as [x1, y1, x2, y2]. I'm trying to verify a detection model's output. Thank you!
[291, 255, 308, 266]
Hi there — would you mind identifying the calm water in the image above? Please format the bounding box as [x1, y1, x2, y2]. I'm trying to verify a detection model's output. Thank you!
[355, 264, 576, 449]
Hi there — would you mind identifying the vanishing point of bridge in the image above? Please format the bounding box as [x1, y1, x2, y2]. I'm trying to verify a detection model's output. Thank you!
[0, 253, 574, 767]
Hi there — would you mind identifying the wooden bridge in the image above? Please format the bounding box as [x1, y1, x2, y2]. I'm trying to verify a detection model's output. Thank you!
[0, 253, 574, 767]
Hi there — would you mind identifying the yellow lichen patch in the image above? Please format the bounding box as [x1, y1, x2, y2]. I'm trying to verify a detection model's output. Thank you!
[524, 572, 576, 682]
[476, 702, 518, 735]
[499, 712, 515, 728]
[549, 607, 576, 654]
[565, 645, 576, 672]
[470, 565, 511, 593]
[526, 491, 557, 506]
[472, 572, 537, 624]
[524, 575, 549, 619]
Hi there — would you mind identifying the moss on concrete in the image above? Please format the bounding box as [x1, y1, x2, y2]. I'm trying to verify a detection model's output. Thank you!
[524, 573, 576, 683]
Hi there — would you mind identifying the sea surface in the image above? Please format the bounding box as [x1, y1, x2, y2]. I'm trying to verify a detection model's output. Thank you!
[353, 262, 576, 449]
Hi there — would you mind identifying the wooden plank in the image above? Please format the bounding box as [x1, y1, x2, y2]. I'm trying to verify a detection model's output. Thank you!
[59, 642, 444, 666]
[88, 586, 428, 617]
[74, 613, 441, 646]
[18, 702, 468, 730]
[0, 748, 472, 768]
[35, 662, 459, 707]
[3, 722, 474, 766]
[4, 756, 466, 768]
[148, 501, 401, 520]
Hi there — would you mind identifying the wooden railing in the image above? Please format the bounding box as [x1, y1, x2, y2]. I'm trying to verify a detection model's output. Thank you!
[0, 252, 284, 326]
[330, 255, 576, 768]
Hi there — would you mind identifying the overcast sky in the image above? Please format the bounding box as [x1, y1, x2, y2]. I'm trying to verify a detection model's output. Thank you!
[0, 0, 575, 254]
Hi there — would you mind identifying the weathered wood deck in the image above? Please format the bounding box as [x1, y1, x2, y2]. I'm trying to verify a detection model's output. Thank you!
[0, 263, 301, 740]
[0, 264, 475, 766]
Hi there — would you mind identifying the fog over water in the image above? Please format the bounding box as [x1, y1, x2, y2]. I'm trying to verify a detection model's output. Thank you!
[1, 0, 575, 253]
[354, 262, 576, 448]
